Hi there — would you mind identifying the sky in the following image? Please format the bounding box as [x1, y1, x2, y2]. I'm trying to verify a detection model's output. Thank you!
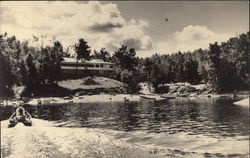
[0, 1, 249, 57]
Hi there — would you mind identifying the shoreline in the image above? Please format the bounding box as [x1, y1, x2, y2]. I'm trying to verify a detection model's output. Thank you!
[233, 97, 249, 107]
[1, 91, 248, 106]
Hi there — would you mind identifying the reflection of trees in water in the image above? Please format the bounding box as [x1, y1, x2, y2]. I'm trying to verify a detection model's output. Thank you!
[2, 98, 246, 137]
[0, 106, 13, 120]
[207, 99, 249, 136]
[72, 104, 91, 126]
[35, 104, 70, 121]
[72, 102, 119, 128]
[169, 100, 201, 121]
[114, 100, 204, 132]
[117, 102, 141, 131]
[146, 100, 201, 132]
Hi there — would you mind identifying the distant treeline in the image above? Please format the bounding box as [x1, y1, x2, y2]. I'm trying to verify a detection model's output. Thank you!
[0, 33, 64, 97]
[111, 32, 249, 93]
[0, 32, 249, 98]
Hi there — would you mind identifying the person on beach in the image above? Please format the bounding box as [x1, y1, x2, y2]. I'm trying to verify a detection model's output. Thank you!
[8, 105, 32, 127]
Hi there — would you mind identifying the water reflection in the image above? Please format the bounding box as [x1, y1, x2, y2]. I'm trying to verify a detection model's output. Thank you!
[0, 97, 248, 139]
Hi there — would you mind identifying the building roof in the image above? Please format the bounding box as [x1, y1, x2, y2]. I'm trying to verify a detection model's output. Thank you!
[62, 57, 77, 63]
[62, 57, 113, 64]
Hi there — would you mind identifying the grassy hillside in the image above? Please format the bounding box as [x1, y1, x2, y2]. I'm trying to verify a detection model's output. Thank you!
[58, 77, 126, 95]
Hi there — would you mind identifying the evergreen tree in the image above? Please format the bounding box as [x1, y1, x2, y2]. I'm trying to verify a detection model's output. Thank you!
[92, 48, 111, 62]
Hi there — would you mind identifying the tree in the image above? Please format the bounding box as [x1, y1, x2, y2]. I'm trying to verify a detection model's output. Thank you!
[74, 38, 91, 75]
[51, 41, 63, 83]
[183, 58, 200, 83]
[0, 52, 14, 98]
[150, 64, 162, 92]
[142, 57, 153, 83]
[121, 69, 140, 93]
[112, 45, 138, 71]
[92, 48, 111, 62]
[25, 52, 39, 89]
[174, 52, 185, 82]
[19, 60, 28, 86]
[206, 42, 223, 92]
[74, 38, 91, 60]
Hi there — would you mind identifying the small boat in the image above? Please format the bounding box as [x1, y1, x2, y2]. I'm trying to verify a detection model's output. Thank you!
[64, 96, 73, 100]
[139, 95, 156, 101]
[160, 95, 176, 99]
[178, 94, 188, 97]
[78, 96, 84, 99]
[124, 97, 129, 101]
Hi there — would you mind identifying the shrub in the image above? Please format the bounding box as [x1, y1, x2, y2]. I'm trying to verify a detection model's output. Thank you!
[81, 77, 99, 85]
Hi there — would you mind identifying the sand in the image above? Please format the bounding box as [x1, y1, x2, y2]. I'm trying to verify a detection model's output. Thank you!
[24, 94, 169, 106]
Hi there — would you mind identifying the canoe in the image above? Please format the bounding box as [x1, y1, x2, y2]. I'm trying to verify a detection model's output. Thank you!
[160, 95, 176, 99]
[178, 94, 188, 97]
[139, 95, 156, 101]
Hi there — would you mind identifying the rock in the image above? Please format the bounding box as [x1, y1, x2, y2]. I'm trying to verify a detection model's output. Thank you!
[234, 98, 249, 107]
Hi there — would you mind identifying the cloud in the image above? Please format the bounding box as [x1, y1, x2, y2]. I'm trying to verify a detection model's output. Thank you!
[86, 2, 125, 32]
[174, 25, 231, 43]
[151, 25, 232, 56]
[0, 1, 152, 53]
[89, 23, 123, 33]
[93, 19, 153, 52]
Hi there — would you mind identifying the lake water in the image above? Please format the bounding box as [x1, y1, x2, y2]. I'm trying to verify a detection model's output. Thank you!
[1, 97, 249, 157]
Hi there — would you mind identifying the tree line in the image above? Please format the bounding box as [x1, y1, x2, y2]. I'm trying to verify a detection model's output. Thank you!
[0, 33, 64, 98]
[107, 32, 249, 93]
[0, 32, 249, 98]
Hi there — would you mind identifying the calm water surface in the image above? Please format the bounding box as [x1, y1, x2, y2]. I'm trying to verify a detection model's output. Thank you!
[1, 97, 249, 140]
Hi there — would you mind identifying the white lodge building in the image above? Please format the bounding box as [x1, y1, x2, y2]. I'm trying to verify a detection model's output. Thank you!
[61, 57, 114, 78]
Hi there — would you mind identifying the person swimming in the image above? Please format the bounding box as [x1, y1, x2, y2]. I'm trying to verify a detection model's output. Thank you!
[9, 106, 32, 127]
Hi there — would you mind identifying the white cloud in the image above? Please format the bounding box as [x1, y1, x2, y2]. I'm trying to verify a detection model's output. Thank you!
[0, 1, 153, 53]
[93, 19, 153, 52]
[151, 25, 232, 56]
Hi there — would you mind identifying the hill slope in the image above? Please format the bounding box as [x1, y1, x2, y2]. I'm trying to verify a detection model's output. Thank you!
[58, 77, 126, 95]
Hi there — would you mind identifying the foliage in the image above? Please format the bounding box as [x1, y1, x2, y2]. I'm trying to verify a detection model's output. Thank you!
[112, 45, 141, 93]
[92, 48, 111, 62]
[0, 31, 249, 97]
[0, 33, 64, 97]
[112, 45, 138, 71]
[81, 77, 99, 85]
[74, 38, 91, 60]
[138, 32, 249, 93]
[120, 70, 141, 93]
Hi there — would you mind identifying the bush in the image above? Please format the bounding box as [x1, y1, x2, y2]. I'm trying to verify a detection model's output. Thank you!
[81, 77, 99, 85]
[121, 70, 141, 93]
[155, 85, 169, 93]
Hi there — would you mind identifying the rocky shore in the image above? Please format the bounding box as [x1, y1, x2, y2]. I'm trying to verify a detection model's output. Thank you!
[233, 98, 249, 107]
[1, 77, 248, 107]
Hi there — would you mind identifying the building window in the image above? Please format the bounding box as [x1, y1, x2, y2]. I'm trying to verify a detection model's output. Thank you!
[100, 64, 104, 68]
[96, 64, 100, 68]
[86, 64, 94, 67]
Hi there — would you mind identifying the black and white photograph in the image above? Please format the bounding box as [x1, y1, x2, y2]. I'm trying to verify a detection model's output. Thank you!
[0, 1, 249, 157]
